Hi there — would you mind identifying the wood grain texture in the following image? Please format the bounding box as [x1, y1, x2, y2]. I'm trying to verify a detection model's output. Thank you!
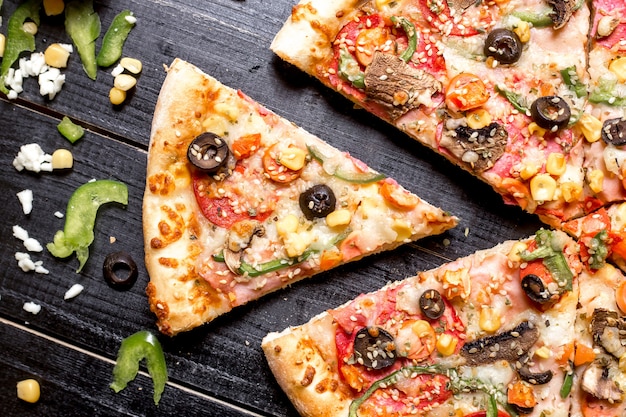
[0, 0, 544, 416]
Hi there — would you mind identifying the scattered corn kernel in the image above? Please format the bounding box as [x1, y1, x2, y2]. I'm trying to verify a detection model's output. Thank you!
[276, 214, 299, 236]
[530, 173, 557, 202]
[412, 320, 434, 338]
[479, 307, 501, 333]
[534, 346, 552, 359]
[519, 163, 539, 180]
[0, 34, 5, 58]
[109, 87, 126, 105]
[578, 113, 602, 143]
[546, 153, 567, 176]
[51, 149, 73, 169]
[560, 182, 583, 203]
[113, 74, 137, 91]
[120, 57, 142, 74]
[513, 21, 531, 43]
[326, 209, 351, 228]
[278, 146, 307, 171]
[507, 241, 528, 263]
[22, 22, 38, 36]
[588, 169, 604, 194]
[528, 122, 547, 138]
[392, 219, 413, 242]
[284, 231, 313, 258]
[43, 0, 65, 16]
[466, 108, 492, 129]
[44, 43, 70, 68]
[16, 379, 40, 403]
[436, 333, 458, 356]
[609, 57, 626, 83]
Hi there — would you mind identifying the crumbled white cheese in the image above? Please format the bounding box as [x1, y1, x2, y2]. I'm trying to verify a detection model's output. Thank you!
[15, 252, 49, 274]
[111, 64, 124, 77]
[16, 189, 33, 215]
[12, 225, 29, 241]
[54, 211, 64, 218]
[12, 225, 43, 252]
[4, 51, 70, 99]
[13, 143, 53, 172]
[64, 284, 84, 300]
[23, 301, 41, 315]
[39, 67, 65, 100]
[59, 43, 73, 54]
[125, 14, 137, 24]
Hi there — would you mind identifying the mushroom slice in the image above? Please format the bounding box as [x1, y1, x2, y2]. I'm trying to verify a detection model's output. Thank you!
[547, 0, 577, 30]
[364, 51, 442, 120]
[460, 321, 539, 366]
[581, 357, 623, 402]
[224, 220, 265, 275]
[439, 121, 508, 172]
[591, 309, 626, 358]
[448, 0, 477, 11]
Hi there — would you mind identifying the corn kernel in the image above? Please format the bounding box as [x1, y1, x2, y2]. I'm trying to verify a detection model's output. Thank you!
[560, 181, 583, 202]
[278, 146, 307, 171]
[528, 122, 547, 137]
[530, 173, 556, 202]
[436, 333, 458, 356]
[43, 0, 65, 16]
[507, 241, 528, 263]
[534, 346, 552, 359]
[51, 149, 73, 169]
[120, 57, 142, 74]
[326, 209, 351, 228]
[276, 214, 299, 237]
[465, 108, 492, 129]
[113, 74, 137, 91]
[214, 102, 239, 122]
[44, 43, 70, 68]
[109, 87, 126, 105]
[412, 320, 434, 338]
[588, 169, 604, 194]
[479, 307, 501, 333]
[513, 21, 531, 43]
[0, 34, 5, 58]
[16, 379, 40, 403]
[578, 113, 602, 143]
[392, 219, 413, 242]
[519, 163, 539, 180]
[284, 231, 313, 257]
[546, 153, 566, 176]
[609, 57, 626, 83]
[22, 22, 38, 36]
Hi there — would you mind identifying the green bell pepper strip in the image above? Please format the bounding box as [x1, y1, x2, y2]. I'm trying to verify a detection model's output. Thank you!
[510, 9, 553, 28]
[494, 85, 530, 115]
[588, 76, 626, 107]
[560, 66, 587, 98]
[519, 230, 573, 291]
[110, 330, 168, 405]
[588, 230, 609, 270]
[65, 0, 101, 80]
[0, 0, 42, 94]
[390, 16, 417, 63]
[96, 10, 136, 67]
[338, 46, 366, 89]
[560, 370, 574, 398]
[47, 180, 128, 272]
[57, 116, 85, 143]
[307, 145, 386, 184]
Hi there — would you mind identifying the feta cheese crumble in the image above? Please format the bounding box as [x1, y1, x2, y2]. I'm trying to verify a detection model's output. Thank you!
[64, 284, 84, 300]
[4, 50, 71, 100]
[23, 301, 41, 315]
[13, 143, 53, 172]
[12, 225, 43, 252]
[16, 189, 33, 215]
[15, 252, 49, 274]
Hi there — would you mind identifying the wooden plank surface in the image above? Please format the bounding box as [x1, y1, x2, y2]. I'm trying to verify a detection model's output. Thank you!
[0, 0, 544, 416]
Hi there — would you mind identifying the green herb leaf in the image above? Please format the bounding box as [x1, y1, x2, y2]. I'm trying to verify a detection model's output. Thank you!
[65, 0, 101, 80]
[495, 84, 529, 114]
[96, 10, 136, 67]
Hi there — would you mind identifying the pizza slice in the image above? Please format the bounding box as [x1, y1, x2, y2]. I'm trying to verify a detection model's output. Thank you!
[262, 229, 584, 416]
[142, 59, 457, 336]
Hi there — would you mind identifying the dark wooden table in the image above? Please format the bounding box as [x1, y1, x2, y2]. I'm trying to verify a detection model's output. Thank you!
[0, 1, 545, 416]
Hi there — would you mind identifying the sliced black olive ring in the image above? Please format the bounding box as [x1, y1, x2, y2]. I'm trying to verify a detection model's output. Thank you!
[187, 132, 230, 173]
[419, 289, 445, 320]
[530, 96, 571, 131]
[299, 184, 337, 220]
[103, 251, 138, 290]
[352, 326, 396, 370]
[521, 274, 552, 304]
[601, 117, 626, 146]
[484, 28, 523, 65]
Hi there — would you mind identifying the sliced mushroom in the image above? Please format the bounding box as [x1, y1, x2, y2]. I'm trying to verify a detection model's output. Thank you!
[364, 51, 442, 120]
[439, 121, 508, 172]
[461, 321, 539, 366]
[581, 357, 623, 402]
[223, 220, 265, 274]
[547, 0, 577, 30]
[448, 0, 477, 11]
[518, 364, 553, 385]
[591, 309, 626, 358]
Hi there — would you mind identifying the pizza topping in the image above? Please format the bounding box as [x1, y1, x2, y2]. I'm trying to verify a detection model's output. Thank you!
[519, 230, 573, 291]
[389, 16, 417, 63]
[547, 0, 578, 30]
[187, 132, 231, 174]
[460, 320, 539, 366]
[262, 143, 303, 183]
[529, 96, 571, 132]
[103, 251, 138, 290]
[338, 46, 366, 89]
[445, 73, 490, 113]
[590, 309, 626, 359]
[484, 28, 523, 65]
[352, 326, 397, 370]
[307, 145, 386, 183]
[440, 121, 508, 172]
[518, 364, 554, 385]
[601, 117, 626, 146]
[507, 380, 537, 414]
[418, 289, 445, 320]
[580, 357, 623, 402]
[299, 184, 337, 220]
[521, 274, 555, 304]
[223, 220, 265, 275]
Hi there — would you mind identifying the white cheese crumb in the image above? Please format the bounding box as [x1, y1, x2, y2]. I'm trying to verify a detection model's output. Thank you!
[16, 189, 33, 214]
[15, 252, 49, 274]
[12, 225, 29, 241]
[125, 15, 137, 24]
[4, 51, 69, 99]
[13, 143, 53, 172]
[54, 211, 64, 218]
[24, 237, 43, 252]
[64, 284, 84, 300]
[111, 64, 124, 77]
[59, 43, 74, 53]
[23, 301, 41, 315]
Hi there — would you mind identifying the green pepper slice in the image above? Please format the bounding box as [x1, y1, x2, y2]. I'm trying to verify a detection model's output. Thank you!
[338, 46, 366, 89]
[110, 330, 168, 405]
[510, 9, 553, 28]
[390, 16, 417, 63]
[96, 10, 136, 67]
[560, 66, 587, 98]
[520, 230, 573, 291]
[560, 370, 574, 398]
[588, 230, 609, 270]
[494, 85, 530, 114]
[65, 0, 101, 80]
[47, 179, 128, 272]
[307, 145, 386, 184]
[57, 116, 85, 143]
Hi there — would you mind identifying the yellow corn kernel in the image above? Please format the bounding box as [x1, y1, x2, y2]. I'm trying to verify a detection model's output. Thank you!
[44, 43, 70, 68]
[442, 268, 470, 300]
[276, 214, 299, 237]
[43, 0, 64, 16]
[284, 231, 313, 258]
[609, 57, 626, 83]
[278, 146, 307, 171]
[214, 102, 239, 122]
[0, 34, 5, 58]
[436, 333, 458, 357]
[120, 57, 142, 74]
[22, 22, 38, 36]
[479, 307, 501, 333]
[392, 219, 413, 242]
[530, 173, 557, 202]
[326, 209, 351, 228]
[507, 241, 528, 263]
[560, 181, 583, 203]
[546, 153, 567, 176]
[578, 113, 603, 143]
[528, 122, 547, 138]
[412, 320, 434, 338]
[513, 21, 531, 43]
[466, 108, 492, 130]
[16, 379, 40, 403]
[519, 163, 539, 180]
[588, 169, 604, 194]
[109, 87, 126, 105]
[534, 346, 552, 359]
[113, 74, 137, 92]
[51, 149, 73, 169]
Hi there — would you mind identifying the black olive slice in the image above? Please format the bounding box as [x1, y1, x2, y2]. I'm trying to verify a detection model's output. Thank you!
[601, 118, 626, 146]
[352, 327, 396, 370]
[299, 184, 337, 220]
[509, 404, 535, 415]
[521, 274, 552, 304]
[103, 251, 138, 290]
[530, 96, 571, 131]
[187, 132, 230, 173]
[484, 28, 522, 65]
[419, 289, 445, 320]
[518, 365, 554, 385]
